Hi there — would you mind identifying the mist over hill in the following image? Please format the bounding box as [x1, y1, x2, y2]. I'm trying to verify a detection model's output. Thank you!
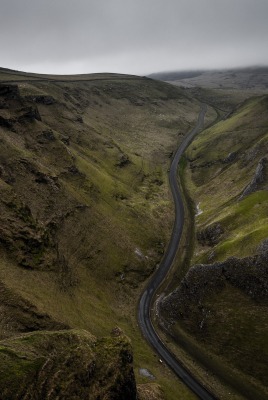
[149, 66, 268, 91]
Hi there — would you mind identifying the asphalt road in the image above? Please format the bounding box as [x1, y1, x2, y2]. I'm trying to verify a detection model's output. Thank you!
[138, 104, 217, 400]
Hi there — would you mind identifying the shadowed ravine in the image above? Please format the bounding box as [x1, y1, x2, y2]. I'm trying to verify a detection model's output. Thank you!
[138, 104, 217, 400]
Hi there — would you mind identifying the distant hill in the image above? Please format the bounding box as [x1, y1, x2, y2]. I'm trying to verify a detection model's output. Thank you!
[149, 66, 268, 91]
[149, 70, 205, 81]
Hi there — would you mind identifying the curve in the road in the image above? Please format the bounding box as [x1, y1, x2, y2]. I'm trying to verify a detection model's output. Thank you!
[138, 104, 217, 400]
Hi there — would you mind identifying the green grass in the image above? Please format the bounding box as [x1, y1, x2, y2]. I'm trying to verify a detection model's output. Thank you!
[164, 93, 268, 398]
[184, 95, 268, 264]
[194, 191, 268, 263]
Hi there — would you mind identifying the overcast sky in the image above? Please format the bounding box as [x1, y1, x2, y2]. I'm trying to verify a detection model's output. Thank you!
[1, 0, 268, 75]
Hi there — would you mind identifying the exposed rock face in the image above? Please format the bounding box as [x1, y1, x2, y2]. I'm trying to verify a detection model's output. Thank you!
[18, 106, 42, 122]
[161, 237, 268, 323]
[37, 129, 56, 143]
[0, 176, 58, 270]
[223, 151, 238, 164]
[0, 85, 42, 124]
[257, 238, 268, 264]
[0, 84, 20, 99]
[197, 222, 224, 246]
[25, 95, 56, 105]
[60, 135, 70, 145]
[240, 157, 267, 200]
[0, 330, 138, 400]
[115, 153, 131, 168]
[0, 115, 13, 128]
[0, 99, 9, 109]
[241, 142, 262, 167]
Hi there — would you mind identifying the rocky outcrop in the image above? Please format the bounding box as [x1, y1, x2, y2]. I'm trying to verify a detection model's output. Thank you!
[190, 159, 220, 169]
[257, 238, 268, 264]
[223, 151, 238, 164]
[0, 115, 13, 128]
[0, 84, 42, 124]
[60, 135, 70, 145]
[25, 95, 56, 105]
[241, 142, 262, 167]
[115, 153, 131, 168]
[161, 238, 268, 323]
[0, 186, 55, 270]
[0, 329, 137, 400]
[197, 222, 224, 246]
[37, 129, 56, 143]
[18, 106, 42, 122]
[239, 157, 267, 200]
[0, 84, 20, 99]
[0, 99, 9, 109]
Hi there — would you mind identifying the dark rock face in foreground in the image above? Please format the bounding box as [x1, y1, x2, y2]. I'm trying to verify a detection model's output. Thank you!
[0, 330, 137, 400]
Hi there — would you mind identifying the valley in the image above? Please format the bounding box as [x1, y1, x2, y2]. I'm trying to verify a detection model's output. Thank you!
[0, 66, 267, 399]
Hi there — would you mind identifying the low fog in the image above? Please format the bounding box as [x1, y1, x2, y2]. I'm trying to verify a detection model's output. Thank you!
[1, 0, 268, 75]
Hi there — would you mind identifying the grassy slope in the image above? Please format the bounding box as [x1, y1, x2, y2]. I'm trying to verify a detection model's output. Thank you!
[188, 95, 268, 263]
[161, 95, 268, 399]
[0, 71, 201, 399]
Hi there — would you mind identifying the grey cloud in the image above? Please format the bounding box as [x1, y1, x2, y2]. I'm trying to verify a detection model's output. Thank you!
[0, 0, 268, 74]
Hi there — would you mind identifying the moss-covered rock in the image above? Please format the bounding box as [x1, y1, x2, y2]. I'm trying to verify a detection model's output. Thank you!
[0, 329, 137, 400]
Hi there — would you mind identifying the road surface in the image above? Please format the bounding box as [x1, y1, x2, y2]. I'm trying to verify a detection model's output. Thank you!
[138, 104, 217, 400]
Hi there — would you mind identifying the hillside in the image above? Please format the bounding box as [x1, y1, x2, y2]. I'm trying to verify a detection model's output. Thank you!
[160, 94, 268, 399]
[0, 70, 203, 399]
[150, 67, 268, 117]
[150, 67, 268, 91]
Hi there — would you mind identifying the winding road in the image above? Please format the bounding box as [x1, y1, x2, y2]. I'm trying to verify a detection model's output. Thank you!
[138, 104, 217, 400]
